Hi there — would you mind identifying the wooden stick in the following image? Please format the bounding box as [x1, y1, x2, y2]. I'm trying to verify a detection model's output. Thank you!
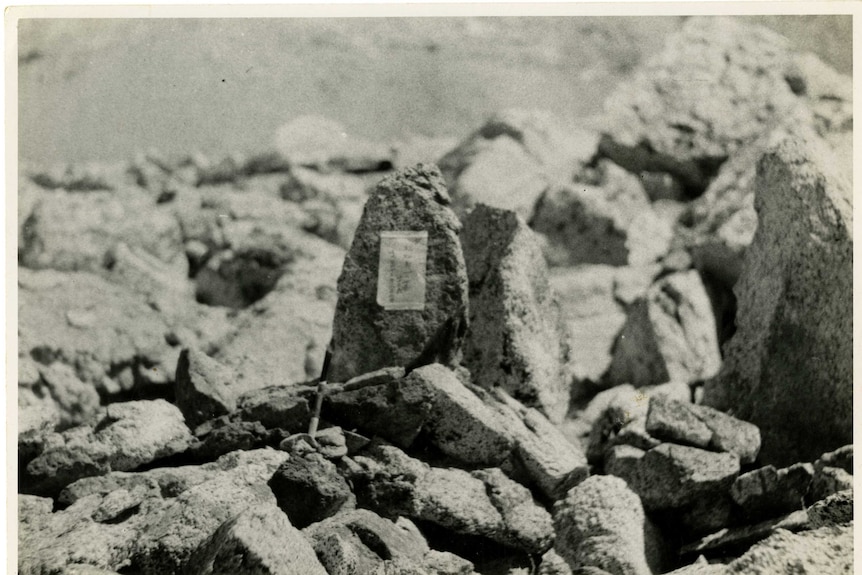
[308, 347, 332, 436]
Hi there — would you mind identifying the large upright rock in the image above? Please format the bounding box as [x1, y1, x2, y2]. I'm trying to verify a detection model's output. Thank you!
[703, 136, 852, 465]
[461, 205, 570, 422]
[329, 164, 469, 382]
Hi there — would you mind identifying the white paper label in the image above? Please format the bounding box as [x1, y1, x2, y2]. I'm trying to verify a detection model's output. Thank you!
[377, 231, 428, 310]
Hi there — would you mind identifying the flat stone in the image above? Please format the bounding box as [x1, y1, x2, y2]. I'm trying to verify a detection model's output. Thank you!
[730, 463, 813, 520]
[461, 204, 570, 422]
[186, 502, 327, 575]
[329, 164, 469, 383]
[646, 396, 713, 448]
[703, 135, 852, 465]
[606, 271, 721, 388]
[175, 348, 237, 428]
[613, 443, 740, 511]
[679, 510, 809, 556]
[689, 403, 761, 465]
[236, 385, 315, 433]
[553, 475, 662, 575]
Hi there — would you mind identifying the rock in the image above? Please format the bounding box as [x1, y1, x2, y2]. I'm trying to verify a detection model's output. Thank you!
[236, 385, 315, 433]
[702, 136, 852, 465]
[604, 445, 645, 480]
[815, 444, 852, 474]
[186, 502, 328, 575]
[314, 426, 349, 459]
[410, 364, 514, 467]
[806, 489, 853, 528]
[349, 442, 554, 554]
[188, 417, 270, 462]
[531, 160, 673, 267]
[726, 524, 852, 574]
[646, 395, 713, 448]
[730, 463, 813, 520]
[538, 549, 573, 575]
[304, 509, 431, 575]
[553, 475, 661, 575]
[19, 361, 101, 430]
[274, 115, 394, 172]
[549, 265, 657, 386]
[488, 389, 589, 500]
[324, 366, 433, 449]
[24, 400, 193, 496]
[438, 109, 598, 218]
[665, 556, 728, 575]
[20, 449, 288, 575]
[268, 453, 354, 528]
[461, 204, 570, 422]
[809, 466, 853, 503]
[679, 510, 809, 557]
[328, 164, 469, 382]
[598, 17, 812, 194]
[672, 492, 739, 538]
[19, 188, 183, 272]
[19, 269, 176, 398]
[175, 348, 237, 428]
[645, 397, 761, 464]
[611, 443, 740, 511]
[213, 229, 345, 393]
[606, 270, 721, 388]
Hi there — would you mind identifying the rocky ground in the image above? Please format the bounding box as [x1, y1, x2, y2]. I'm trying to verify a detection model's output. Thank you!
[17, 16, 853, 575]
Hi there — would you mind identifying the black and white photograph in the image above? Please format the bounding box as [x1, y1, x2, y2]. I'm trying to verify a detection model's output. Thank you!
[11, 5, 856, 574]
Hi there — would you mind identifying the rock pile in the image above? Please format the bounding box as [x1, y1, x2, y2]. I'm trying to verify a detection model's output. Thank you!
[18, 16, 852, 575]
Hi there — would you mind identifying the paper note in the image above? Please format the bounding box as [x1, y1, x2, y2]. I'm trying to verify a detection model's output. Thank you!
[377, 231, 428, 310]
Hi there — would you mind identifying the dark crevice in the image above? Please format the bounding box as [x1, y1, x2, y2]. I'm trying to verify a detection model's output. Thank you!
[412, 519, 534, 573]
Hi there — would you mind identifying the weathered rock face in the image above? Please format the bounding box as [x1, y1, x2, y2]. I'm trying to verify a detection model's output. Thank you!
[730, 463, 813, 520]
[598, 17, 811, 194]
[329, 164, 469, 383]
[438, 109, 598, 218]
[727, 524, 853, 574]
[174, 348, 237, 428]
[461, 204, 570, 422]
[703, 136, 852, 465]
[606, 270, 721, 388]
[268, 453, 353, 528]
[348, 442, 554, 554]
[186, 502, 328, 575]
[553, 475, 662, 575]
[531, 161, 673, 267]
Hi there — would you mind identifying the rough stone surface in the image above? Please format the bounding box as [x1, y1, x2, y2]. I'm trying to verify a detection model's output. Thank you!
[553, 475, 660, 575]
[611, 443, 740, 511]
[18, 269, 176, 398]
[807, 489, 853, 529]
[606, 270, 721, 388]
[186, 502, 328, 575]
[530, 161, 672, 267]
[24, 400, 193, 496]
[461, 204, 570, 422]
[809, 466, 853, 503]
[268, 453, 354, 528]
[679, 509, 809, 557]
[19, 449, 288, 574]
[815, 444, 853, 474]
[438, 109, 598, 218]
[18, 361, 102, 431]
[549, 265, 657, 387]
[646, 395, 713, 448]
[329, 164, 469, 383]
[727, 524, 852, 574]
[236, 385, 315, 433]
[175, 348, 237, 428]
[349, 442, 554, 554]
[703, 136, 852, 465]
[730, 463, 813, 520]
[690, 403, 761, 465]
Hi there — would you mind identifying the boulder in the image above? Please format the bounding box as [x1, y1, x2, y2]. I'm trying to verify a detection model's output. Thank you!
[18, 269, 176, 398]
[530, 161, 672, 267]
[235, 385, 315, 433]
[20, 449, 288, 575]
[815, 445, 852, 474]
[349, 442, 554, 554]
[606, 270, 721, 388]
[267, 453, 354, 528]
[702, 136, 852, 465]
[188, 417, 271, 462]
[610, 443, 740, 511]
[549, 265, 657, 386]
[329, 164, 469, 382]
[18, 361, 101, 431]
[174, 348, 237, 428]
[809, 466, 853, 503]
[438, 109, 597, 218]
[19, 188, 183, 272]
[679, 509, 808, 557]
[806, 490, 853, 529]
[645, 397, 761, 464]
[730, 463, 813, 520]
[598, 17, 812, 194]
[24, 400, 193, 496]
[186, 502, 327, 575]
[727, 524, 852, 574]
[461, 204, 570, 422]
[553, 475, 662, 575]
